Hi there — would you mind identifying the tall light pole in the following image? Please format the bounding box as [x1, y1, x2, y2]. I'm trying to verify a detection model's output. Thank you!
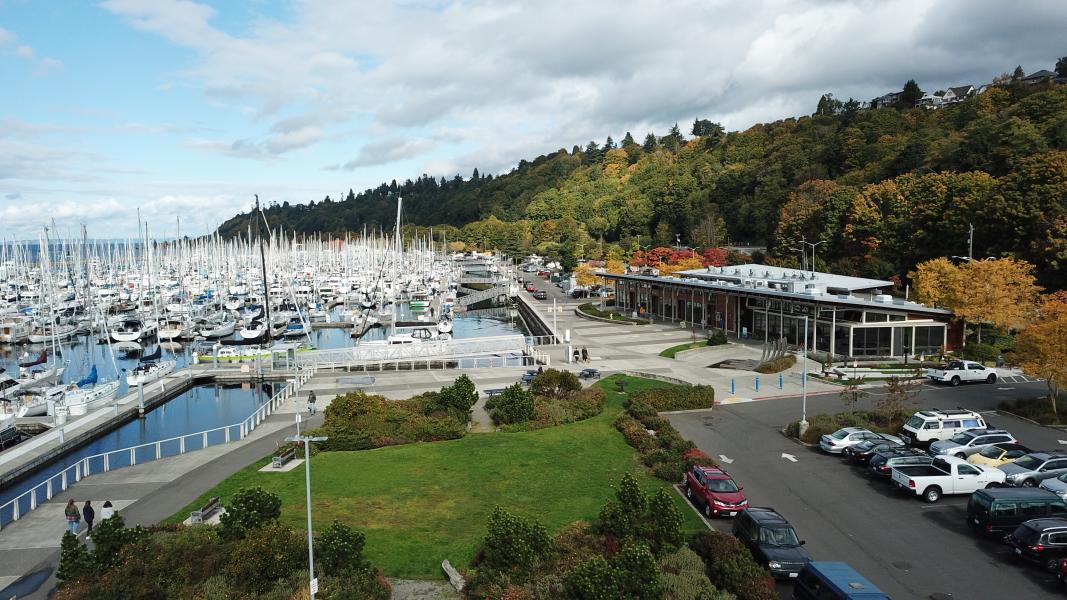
[287, 433, 328, 600]
[799, 240, 828, 276]
[800, 315, 809, 434]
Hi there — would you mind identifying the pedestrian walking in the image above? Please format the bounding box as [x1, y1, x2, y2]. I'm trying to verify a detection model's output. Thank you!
[64, 499, 80, 535]
[581, 347, 589, 363]
[83, 501, 95, 537]
[572, 348, 580, 363]
[100, 500, 115, 521]
[307, 390, 317, 416]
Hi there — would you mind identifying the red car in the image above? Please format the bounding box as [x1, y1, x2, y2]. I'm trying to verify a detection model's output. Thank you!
[685, 465, 748, 518]
[525, 284, 537, 292]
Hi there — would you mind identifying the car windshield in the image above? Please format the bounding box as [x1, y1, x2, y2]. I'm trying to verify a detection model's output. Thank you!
[760, 526, 801, 547]
[906, 416, 924, 428]
[979, 446, 1004, 459]
[707, 479, 739, 493]
[1014, 455, 1043, 470]
[830, 429, 852, 440]
[949, 432, 976, 444]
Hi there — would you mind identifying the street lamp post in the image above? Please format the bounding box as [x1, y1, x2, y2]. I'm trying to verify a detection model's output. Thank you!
[286, 433, 328, 600]
[799, 240, 828, 276]
[800, 315, 809, 435]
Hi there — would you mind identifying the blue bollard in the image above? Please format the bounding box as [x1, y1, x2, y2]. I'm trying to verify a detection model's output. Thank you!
[731, 378, 735, 396]
[755, 375, 760, 392]
[779, 373, 784, 389]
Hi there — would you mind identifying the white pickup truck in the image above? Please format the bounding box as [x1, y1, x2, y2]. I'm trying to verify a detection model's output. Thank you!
[892, 455, 1005, 502]
[927, 360, 997, 386]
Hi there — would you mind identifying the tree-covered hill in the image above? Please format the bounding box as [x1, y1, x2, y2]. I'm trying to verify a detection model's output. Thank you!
[217, 77, 1067, 286]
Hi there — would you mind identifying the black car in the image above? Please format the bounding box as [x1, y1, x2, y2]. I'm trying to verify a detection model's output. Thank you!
[1008, 518, 1067, 570]
[868, 448, 931, 478]
[732, 507, 811, 579]
[844, 437, 905, 464]
[532, 290, 547, 300]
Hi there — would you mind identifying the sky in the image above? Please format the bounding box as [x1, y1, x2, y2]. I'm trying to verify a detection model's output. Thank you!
[1, 0, 1066, 240]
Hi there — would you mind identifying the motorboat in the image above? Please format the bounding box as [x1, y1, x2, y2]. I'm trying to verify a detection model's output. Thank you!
[27, 320, 78, 343]
[0, 316, 32, 344]
[197, 314, 236, 338]
[159, 317, 195, 340]
[239, 319, 267, 341]
[125, 346, 175, 387]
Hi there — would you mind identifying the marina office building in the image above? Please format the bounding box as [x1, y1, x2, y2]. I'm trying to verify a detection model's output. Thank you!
[603, 265, 959, 360]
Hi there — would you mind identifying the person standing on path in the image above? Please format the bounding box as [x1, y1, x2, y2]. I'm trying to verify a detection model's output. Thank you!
[581, 347, 589, 363]
[83, 501, 95, 537]
[64, 499, 80, 535]
[100, 501, 115, 521]
[307, 390, 317, 416]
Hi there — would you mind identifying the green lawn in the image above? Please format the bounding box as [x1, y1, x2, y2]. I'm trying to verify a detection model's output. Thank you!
[167, 375, 706, 578]
[659, 340, 708, 358]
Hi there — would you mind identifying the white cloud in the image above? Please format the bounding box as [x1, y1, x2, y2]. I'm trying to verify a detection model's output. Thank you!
[0, 26, 62, 74]
[330, 138, 436, 171]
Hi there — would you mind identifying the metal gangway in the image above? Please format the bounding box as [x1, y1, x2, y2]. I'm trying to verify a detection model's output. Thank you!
[456, 284, 509, 307]
[295, 334, 537, 371]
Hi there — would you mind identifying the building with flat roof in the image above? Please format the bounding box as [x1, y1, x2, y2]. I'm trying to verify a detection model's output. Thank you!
[603, 264, 959, 360]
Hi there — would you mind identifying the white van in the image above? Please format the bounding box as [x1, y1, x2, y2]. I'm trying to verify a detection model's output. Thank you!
[900, 409, 986, 445]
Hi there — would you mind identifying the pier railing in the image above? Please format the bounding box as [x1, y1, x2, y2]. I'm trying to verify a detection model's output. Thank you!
[0, 366, 316, 530]
[296, 334, 530, 370]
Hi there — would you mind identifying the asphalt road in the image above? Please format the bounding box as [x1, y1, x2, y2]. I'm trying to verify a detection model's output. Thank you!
[668, 380, 1065, 600]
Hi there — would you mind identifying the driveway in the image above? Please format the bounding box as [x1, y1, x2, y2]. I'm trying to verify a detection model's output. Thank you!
[668, 381, 1065, 599]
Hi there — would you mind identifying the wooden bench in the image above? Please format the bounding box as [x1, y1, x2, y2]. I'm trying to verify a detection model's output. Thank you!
[485, 388, 505, 397]
[520, 373, 536, 385]
[272, 448, 297, 469]
[189, 497, 221, 524]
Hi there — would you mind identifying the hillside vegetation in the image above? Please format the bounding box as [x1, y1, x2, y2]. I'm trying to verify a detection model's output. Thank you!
[218, 80, 1067, 287]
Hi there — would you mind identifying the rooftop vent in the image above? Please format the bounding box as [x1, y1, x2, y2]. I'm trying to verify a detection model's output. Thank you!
[874, 294, 893, 303]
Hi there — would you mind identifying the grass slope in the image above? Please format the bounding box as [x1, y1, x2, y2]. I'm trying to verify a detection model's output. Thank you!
[659, 340, 708, 358]
[167, 375, 705, 578]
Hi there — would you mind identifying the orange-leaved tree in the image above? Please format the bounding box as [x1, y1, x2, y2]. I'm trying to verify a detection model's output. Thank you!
[1016, 291, 1067, 417]
[657, 257, 704, 277]
[574, 263, 602, 287]
[955, 258, 1041, 341]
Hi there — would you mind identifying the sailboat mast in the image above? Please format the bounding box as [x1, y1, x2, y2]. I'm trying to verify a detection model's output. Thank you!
[255, 195, 272, 341]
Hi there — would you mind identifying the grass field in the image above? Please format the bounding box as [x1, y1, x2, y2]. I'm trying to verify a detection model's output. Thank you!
[167, 375, 706, 578]
[659, 340, 708, 358]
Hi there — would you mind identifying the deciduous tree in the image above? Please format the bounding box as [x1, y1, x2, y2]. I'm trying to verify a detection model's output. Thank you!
[1016, 291, 1067, 416]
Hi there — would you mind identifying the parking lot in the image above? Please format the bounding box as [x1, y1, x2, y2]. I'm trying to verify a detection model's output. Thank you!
[669, 381, 1065, 599]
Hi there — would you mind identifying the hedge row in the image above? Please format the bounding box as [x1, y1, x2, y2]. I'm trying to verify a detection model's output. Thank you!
[754, 354, 797, 374]
[500, 388, 607, 432]
[785, 410, 900, 445]
[689, 531, 777, 600]
[628, 385, 715, 412]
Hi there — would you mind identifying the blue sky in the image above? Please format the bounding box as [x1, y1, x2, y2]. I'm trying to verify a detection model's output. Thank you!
[2, 0, 1066, 239]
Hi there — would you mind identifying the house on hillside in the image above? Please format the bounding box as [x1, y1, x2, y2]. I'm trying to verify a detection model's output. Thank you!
[871, 91, 903, 109]
[918, 85, 975, 109]
[1023, 69, 1058, 84]
[917, 93, 943, 109]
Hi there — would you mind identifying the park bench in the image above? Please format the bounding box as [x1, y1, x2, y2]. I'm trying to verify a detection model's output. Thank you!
[189, 496, 221, 524]
[520, 372, 537, 385]
[272, 447, 297, 469]
[579, 368, 601, 379]
[485, 388, 505, 397]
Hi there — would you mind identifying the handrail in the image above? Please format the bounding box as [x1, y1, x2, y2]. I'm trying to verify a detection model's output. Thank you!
[0, 365, 316, 530]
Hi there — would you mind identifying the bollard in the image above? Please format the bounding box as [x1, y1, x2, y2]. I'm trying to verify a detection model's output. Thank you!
[779, 373, 784, 389]
[731, 378, 735, 397]
[755, 375, 760, 392]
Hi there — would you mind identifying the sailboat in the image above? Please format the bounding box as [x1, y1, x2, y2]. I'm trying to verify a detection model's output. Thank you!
[125, 344, 176, 387]
[62, 366, 121, 416]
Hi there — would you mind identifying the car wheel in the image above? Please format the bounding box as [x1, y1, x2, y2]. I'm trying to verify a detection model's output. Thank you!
[704, 502, 713, 518]
[1022, 479, 1037, 488]
[987, 374, 997, 384]
[924, 486, 942, 503]
[955, 452, 966, 459]
[951, 376, 960, 387]
[985, 482, 1001, 489]
[1048, 558, 1061, 572]
[685, 485, 692, 499]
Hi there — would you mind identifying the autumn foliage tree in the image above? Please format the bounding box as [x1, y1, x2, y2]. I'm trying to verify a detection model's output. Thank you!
[1016, 292, 1067, 416]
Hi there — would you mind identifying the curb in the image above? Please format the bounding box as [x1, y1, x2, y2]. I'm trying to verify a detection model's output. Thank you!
[993, 407, 1067, 431]
[573, 306, 649, 326]
[779, 428, 820, 448]
[659, 407, 715, 415]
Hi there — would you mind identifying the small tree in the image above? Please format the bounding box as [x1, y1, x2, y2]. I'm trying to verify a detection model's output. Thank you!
[427, 374, 477, 415]
[877, 377, 922, 423]
[1016, 291, 1067, 417]
[900, 79, 923, 106]
[531, 368, 581, 400]
[644, 489, 683, 556]
[490, 383, 535, 424]
[480, 505, 552, 572]
[1013, 65, 1026, 80]
[1057, 56, 1067, 79]
[56, 531, 94, 587]
[219, 486, 282, 540]
[599, 472, 648, 542]
[90, 512, 150, 569]
[840, 378, 867, 413]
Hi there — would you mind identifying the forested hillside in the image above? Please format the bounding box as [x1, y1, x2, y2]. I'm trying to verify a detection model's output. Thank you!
[218, 79, 1067, 287]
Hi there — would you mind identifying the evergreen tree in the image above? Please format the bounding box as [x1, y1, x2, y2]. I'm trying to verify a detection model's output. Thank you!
[472, 168, 480, 181]
[621, 131, 637, 147]
[1057, 56, 1067, 78]
[56, 532, 94, 587]
[583, 140, 601, 164]
[815, 93, 842, 116]
[662, 123, 685, 150]
[900, 79, 923, 107]
[642, 132, 657, 152]
[691, 118, 722, 136]
[604, 135, 616, 150]
[1013, 65, 1026, 80]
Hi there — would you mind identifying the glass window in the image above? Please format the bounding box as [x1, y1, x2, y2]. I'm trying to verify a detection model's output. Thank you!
[943, 420, 961, 429]
[993, 502, 1017, 517]
[839, 310, 863, 323]
[1050, 504, 1067, 516]
[1019, 502, 1045, 517]
[958, 465, 979, 476]
[962, 419, 981, 428]
[1049, 532, 1067, 544]
[1046, 460, 1067, 471]
[865, 311, 890, 322]
[924, 422, 939, 430]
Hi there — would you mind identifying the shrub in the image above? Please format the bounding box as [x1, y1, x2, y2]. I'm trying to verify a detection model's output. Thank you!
[629, 385, 715, 412]
[219, 486, 282, 540]
[689, 532, 776, 600]
[754, 354, 797, 374]
[491, 383, 536, 424]
[56, 532, 94, 588]
[659, 547, 733, 600]
[957, 342, 997, 363]
[562, 543, 662, 600]
[316, 520, 370, 576]
[615, 414, 656, 452]
[707, 329, 728, 346]
[480, 506, 553, 573]
[425, 374, 478, 415]
[599, 474, 681, 556]
[531, 368, 581, 400]
[789, 411, 902, 445]
[319, 390, 467, 449]
[225, 522, 306, 595]
[562, 554, 614, 599]
[90, 512, 152, 569]
[645, 489, 684, 556]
